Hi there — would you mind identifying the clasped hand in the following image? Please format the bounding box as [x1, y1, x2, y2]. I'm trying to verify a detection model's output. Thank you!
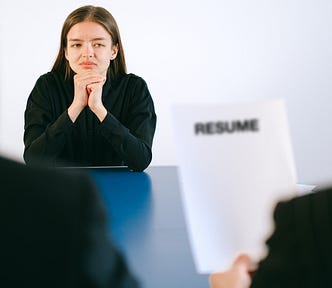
[68, 72, 107, 122]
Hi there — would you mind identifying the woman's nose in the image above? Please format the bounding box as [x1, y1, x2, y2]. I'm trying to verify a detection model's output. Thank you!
[82, 43, 94, 57]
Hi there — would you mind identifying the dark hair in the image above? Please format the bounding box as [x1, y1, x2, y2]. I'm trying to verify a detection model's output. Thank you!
[52, 5, 127, 80]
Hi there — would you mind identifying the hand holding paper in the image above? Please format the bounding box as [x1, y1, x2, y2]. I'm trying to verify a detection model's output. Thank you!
[209, 254, 253, 288]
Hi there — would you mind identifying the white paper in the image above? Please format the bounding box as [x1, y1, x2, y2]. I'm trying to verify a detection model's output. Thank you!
[172, 99, 297, 274]
[296, 184, 316, 195]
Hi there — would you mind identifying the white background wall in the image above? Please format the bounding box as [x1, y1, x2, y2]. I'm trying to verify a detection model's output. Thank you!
[1, 0, 332, 185]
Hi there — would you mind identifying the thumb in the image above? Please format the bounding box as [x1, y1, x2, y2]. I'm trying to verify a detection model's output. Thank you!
[233, 254, 252, 271]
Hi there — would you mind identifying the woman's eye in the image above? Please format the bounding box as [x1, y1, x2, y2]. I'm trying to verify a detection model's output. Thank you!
[71, 43, 81, 48]
[94, 43, 104, 48]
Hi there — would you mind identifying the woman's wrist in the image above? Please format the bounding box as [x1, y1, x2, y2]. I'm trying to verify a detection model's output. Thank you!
[68, 103, 85, 123]
[91, 105, 107, 122]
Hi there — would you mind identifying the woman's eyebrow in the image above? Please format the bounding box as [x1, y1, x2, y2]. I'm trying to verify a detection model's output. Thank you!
[68, 38, 82, 42]
[68, 37, 108, 42]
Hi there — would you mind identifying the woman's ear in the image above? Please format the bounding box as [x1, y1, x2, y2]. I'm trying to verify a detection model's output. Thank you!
[110, 44, 118, 60]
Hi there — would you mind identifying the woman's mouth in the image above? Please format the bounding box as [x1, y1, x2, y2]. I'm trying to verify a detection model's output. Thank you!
[79, 62, 96, 68]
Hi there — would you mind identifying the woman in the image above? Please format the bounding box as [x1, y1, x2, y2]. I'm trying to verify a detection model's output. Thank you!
[24, 5, 156, 171]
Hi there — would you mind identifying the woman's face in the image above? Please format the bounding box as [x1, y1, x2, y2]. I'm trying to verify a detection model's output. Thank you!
[65, 21, 118, 76]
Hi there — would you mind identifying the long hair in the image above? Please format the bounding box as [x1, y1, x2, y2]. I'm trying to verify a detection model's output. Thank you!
[52, 5, 127, 80]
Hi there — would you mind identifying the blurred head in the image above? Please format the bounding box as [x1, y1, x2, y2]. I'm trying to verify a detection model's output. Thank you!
[52, 5, 127, 80]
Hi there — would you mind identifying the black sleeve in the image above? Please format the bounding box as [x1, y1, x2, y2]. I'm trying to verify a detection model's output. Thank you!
[99, 78, 156, 171]
[250, 200, 300, 288]
[78, 175, 140, 288]
[23, 75, 76, 165]
[251, 190, 332, 288]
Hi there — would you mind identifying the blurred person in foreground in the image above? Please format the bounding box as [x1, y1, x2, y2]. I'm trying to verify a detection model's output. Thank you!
[209, 187, 332, 288]
[0, 155, 139, 287]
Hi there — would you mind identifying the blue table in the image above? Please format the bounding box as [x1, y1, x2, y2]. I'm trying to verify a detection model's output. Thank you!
[88, 166, 209, 288]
